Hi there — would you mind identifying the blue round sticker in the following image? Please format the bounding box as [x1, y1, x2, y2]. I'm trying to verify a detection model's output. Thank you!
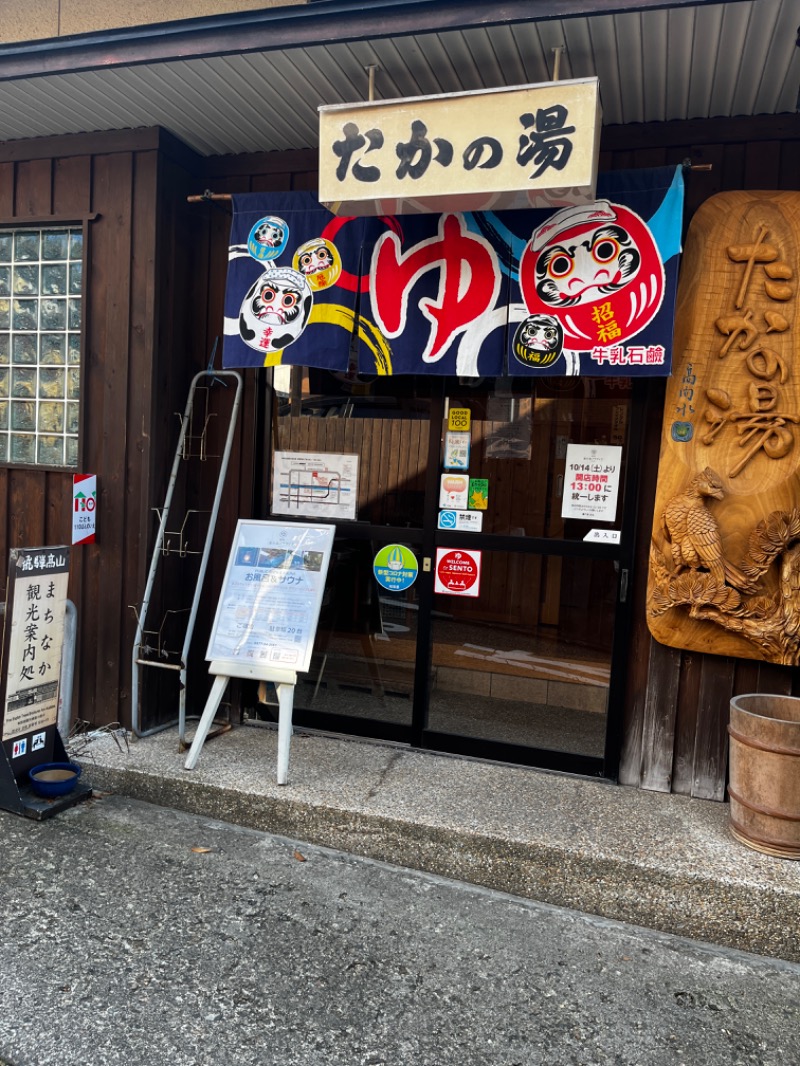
[373, 544, 419, 592]
[671, 421, 694, 442]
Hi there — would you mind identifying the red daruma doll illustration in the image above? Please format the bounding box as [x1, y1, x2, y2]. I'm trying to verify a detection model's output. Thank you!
[518, 200, 665, 353]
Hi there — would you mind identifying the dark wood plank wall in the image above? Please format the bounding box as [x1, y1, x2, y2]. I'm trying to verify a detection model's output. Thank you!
[133, 144, 223, 731]
[196, 115, 800, 798]
[600, 115, 800, 799]
[0, 129, 205, 732]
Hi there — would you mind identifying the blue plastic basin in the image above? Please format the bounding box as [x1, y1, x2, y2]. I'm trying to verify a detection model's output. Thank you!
[29, 762, 82, 798]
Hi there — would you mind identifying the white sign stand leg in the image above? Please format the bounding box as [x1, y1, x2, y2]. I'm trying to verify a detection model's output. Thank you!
[184, 674, 229, 771]
[184, 665, 298, 784]
[276, 682, 295, 786]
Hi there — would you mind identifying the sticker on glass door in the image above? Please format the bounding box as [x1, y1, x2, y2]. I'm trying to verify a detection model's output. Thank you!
[434, 548, 481, 597]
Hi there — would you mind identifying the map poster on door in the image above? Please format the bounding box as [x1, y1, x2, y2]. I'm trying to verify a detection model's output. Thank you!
[561, 444, 622, 522]
[206, 521, 335, 675]
[272, 451, 359, 521]
[0, 547, 70, 778]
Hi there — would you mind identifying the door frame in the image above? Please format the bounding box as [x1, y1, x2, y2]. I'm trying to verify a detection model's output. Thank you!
[260, 373, 647, 779]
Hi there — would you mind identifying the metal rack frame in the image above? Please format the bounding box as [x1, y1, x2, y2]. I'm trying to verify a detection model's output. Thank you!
[131, 369, 243, 741]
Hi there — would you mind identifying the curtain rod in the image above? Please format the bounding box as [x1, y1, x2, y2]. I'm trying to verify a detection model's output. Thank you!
[187, 191, 232, 203]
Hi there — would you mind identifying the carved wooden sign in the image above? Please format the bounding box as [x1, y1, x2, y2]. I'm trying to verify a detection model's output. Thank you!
[647, 191, 800, 664]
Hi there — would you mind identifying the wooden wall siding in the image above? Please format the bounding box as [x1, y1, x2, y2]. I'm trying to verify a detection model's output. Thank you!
[601, 116, 800, 798]
[115, 144, 251, 733]
[0, 130, 208, 733]
[132, 149, 207, 732]
[0, 152, 111, 726]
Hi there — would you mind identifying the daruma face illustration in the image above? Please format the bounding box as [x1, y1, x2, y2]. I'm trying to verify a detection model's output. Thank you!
[247, 216, 289, 261]
[512, 313, 563, 369]
[292, 238, 342, 291]
[238, 267, 313, 353]
[533, 224, 641, 308]
[519, 201, 664, 351]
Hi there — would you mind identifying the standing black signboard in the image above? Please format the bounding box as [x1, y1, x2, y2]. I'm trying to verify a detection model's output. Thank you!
[0, 546, 91, 818]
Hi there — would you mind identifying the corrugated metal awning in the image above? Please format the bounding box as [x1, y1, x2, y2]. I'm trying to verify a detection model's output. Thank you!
[0, 0, 796, 156]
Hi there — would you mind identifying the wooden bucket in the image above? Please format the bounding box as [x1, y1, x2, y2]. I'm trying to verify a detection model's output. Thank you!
[728, 694, 800, 859]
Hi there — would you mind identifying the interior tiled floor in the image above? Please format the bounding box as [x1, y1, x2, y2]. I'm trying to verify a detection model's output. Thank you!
[251, 673, 607, 757]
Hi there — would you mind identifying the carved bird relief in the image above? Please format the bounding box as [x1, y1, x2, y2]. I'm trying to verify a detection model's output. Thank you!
[662, 467, 753, 590]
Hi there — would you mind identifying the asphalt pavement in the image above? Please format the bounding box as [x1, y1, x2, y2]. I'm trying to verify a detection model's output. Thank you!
[77, 724, 800, 962]
[0, 793, 798, 1066]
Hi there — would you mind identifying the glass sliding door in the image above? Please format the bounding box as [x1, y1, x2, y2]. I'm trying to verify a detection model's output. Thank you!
[254, 367, 435, 740]
[257, 367, 640, 777]
[420, 376, 635, 773]
[425, 551, 616, 759]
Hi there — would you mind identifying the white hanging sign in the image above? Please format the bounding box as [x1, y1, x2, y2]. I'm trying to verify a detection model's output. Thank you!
[319, 79, 601, 215]
[561, 444, 623, 523]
